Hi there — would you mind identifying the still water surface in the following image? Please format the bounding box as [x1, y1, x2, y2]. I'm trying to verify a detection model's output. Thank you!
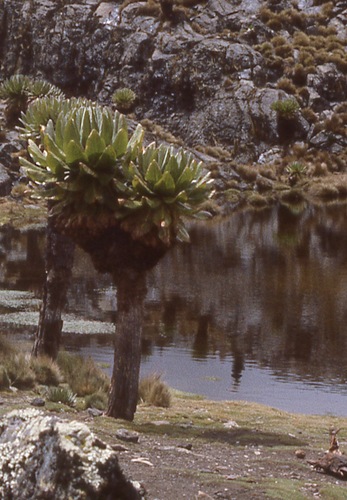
[1, 202, 347, 416]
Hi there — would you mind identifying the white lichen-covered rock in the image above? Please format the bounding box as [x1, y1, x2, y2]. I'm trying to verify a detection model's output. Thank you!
[0, 408, 141, 500]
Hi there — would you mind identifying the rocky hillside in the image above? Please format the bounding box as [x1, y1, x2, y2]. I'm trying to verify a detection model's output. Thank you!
[0, 0, 346, 206]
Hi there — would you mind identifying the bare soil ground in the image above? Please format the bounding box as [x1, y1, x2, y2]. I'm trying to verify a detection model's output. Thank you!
[1, 390, 347, 499]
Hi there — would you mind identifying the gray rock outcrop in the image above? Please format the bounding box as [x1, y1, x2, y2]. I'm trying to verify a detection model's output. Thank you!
[0, 0, 346, 197]
[0, 408, 142, 499]
[0, 0, 346, 161]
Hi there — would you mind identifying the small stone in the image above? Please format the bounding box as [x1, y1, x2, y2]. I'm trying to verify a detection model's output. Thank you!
[30, 397, 45, 407]
[295, 449, 306, 459]
[87, 408, 103, 417]
[178, 443, 192, 450]
[111, 443, 129, 452]
[116, 428, 140, 443]
[151, 420, 170, 426]
[223, 420, 239, 429]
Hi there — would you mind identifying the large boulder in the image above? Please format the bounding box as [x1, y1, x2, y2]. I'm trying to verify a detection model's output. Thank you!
[0, 408, 142, 499]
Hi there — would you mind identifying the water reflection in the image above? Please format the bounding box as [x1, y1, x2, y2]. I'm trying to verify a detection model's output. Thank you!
[1, 202, 347, 415]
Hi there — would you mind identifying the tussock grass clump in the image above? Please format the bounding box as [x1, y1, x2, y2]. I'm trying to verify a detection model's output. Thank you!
[276, 78, 296, 94]
[84, 390, 108, 411]
[236, 164, 258, 182]
[247, 193, 268, 207]
[30, 355, 62, 386]
[309, 183, 339, 200]
[0, 365, 10, 390]
[3, 353, 36, 389]
[57, 351, 110, 396]
[139, 373, 172, 408]
[0, 335, 15, 357]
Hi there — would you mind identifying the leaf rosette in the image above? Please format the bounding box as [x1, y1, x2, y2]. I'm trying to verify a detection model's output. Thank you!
[21, 104, 213, 248]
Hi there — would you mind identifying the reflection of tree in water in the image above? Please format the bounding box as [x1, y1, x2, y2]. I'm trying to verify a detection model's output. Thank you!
[230, 338, 244, 389]
[150, 203, 347, 384]
[0, 227, 45, 292]
[192, 314, 210, 359]
[3, 203, 347, 392]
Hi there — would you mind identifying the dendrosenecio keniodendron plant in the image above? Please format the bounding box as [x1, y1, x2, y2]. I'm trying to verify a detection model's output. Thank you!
[20, 103, 214, 250]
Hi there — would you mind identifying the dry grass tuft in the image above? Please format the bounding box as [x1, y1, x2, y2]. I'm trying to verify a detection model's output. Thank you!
[57, 351, 110, 397]
[84, 390, 108, 411]
[2, 353, 36, 390]
[30, 355, 62, 386]
[139, 373, 172, 408]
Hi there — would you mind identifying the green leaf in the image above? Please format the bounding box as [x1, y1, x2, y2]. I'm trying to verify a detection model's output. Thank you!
[195, 172, 212, 188]
[121, 199, 143, 210]
[157, 145, 170, 169]
[153, 171, 176, 196]
[164, 155, 180, 181]
[85, 130, 106, 163]
[20, 158, 51, 183]
[28, 139, 47, 166]
[128, 124, 144, 152]
[152, 205, 171, 227]
[132, 175, 155, 196]
[43, 119, 55, 141]
[44, 133, 65, 161]
[162, 190, 188, 205]
[191, 210, 212, 220]
[145, 160, 162, 186]
[176, 223, 190, 243]
[94, 144, 117, 170]
[112, 128, 128, 157]
[45, 151, 66, 177]
[176, 166, 194, 190]
[84, 182, 101, 204]
[65, 140, 85, 165]
[80, 107, 92, 145]
[139, 143, 157, 173]
[80, 162, 98, 178]
[57, 179, 84, 192]
[113, 177, 131, 194]
[144, 197, 161, 209]
[63, 117, 80, 150]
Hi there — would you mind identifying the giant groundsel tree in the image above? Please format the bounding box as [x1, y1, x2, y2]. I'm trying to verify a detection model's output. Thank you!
[20, 102, 213, 420]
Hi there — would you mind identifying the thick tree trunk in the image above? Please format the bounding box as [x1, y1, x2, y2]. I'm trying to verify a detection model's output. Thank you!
[106, 269, 147, 421]
[32, 220, 75, 359]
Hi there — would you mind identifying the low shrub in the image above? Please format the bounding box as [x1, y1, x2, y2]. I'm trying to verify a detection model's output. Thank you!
[84, 390, 108, 411]
[57, 351, 110, 396]
[0, 365, 10, 390]
[138, 373, 171, 408]
[3, 353, 36, 389]
[30, 355, 62, 386]
[0, 335, 15, 358]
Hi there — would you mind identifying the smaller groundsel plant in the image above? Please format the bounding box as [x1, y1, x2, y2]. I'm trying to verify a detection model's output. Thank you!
[286, 162, 307, 186]
[0, 74, 64, 125]
[18, 96, 94, 141]
[45, 386, 77, 407]
[271, 98, 300, 119]
[112, 87, 137, 113]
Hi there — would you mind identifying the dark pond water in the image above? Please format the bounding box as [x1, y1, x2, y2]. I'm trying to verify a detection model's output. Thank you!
[1, 201, 347, 416]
